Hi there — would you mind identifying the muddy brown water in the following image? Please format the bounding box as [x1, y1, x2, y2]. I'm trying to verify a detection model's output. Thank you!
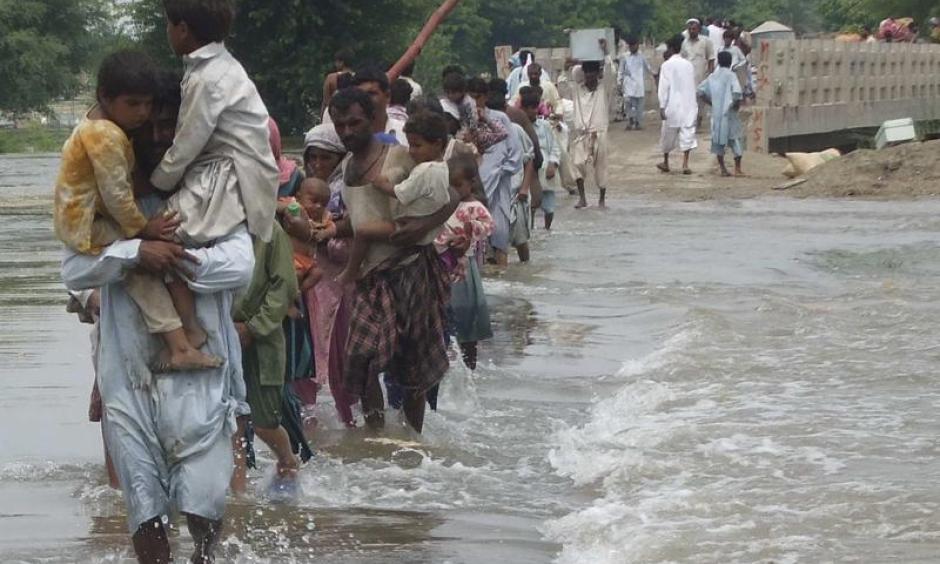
[4, 150, 940, 563]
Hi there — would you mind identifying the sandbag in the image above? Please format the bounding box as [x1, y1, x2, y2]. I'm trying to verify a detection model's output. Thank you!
[835, 33, 862, 43]
[782, 148, 842, 178]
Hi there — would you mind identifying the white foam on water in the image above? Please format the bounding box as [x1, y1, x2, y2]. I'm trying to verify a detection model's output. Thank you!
[298, 451, 504, 512]
[436, 345, 483, 416]
[0, 460, 99, 482]
[616, 325, 699, 379]
[542, 286, 940, 563]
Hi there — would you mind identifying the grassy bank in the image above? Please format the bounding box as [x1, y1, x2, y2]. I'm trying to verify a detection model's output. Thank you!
[0, 127, 70, 154]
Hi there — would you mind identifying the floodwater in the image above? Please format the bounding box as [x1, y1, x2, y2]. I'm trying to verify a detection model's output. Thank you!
[4, 153, 940, 563]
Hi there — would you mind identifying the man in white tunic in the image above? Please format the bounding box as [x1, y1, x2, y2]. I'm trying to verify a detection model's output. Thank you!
[510, 62, 562, 115]
[658, 34, 699, 175]
[569, 41, 617, 209]
[62, 194, 254, 563]
[706, 17, 726, 54]
[618, 37, 654, 130]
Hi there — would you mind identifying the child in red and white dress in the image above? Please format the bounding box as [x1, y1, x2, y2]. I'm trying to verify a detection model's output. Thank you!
[436, 153, 495, 373]
[436, 155, 495, 283]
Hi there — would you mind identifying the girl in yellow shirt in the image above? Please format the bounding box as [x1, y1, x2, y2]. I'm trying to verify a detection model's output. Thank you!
[54, 50, 221, 373]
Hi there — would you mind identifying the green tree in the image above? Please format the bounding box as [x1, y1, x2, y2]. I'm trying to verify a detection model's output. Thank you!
[0, 0, 102, 114]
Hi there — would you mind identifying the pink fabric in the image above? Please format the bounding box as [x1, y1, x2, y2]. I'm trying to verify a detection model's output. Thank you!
[308, 242, 356, 426]
[268, 118, 299, 185]
[434, 201, 495, 282]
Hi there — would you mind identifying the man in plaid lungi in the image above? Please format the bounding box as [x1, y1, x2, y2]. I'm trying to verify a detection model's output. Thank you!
[326, 87, 456, 433]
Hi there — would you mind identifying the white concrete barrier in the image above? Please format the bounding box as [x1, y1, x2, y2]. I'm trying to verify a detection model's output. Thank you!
[749, 39, 940, 152]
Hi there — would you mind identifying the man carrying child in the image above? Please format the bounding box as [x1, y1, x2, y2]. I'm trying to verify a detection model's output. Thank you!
[60, 1, 277, 561]
[327, 88, 454, 433]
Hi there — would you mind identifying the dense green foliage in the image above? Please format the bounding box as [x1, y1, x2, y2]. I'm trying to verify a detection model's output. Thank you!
[0, 0, 104, 114]
[2, 0, 939, 131]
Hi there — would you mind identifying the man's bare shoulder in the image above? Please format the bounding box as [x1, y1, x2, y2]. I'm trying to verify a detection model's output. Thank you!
[383, 145, 416, 183]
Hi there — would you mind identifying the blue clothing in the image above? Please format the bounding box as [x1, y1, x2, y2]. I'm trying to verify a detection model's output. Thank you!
[479, 109, 521, 252]
[61, 197, 254, 533]
[625, 96, 646, 126]
[697, 67, 743, 151]
[711, 138, 744, 158]
[541, 189, 557, 214]
[375, 132, 400, 145]
[277, 169, 304, 199]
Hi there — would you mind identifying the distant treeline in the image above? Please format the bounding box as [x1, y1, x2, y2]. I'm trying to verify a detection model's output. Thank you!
[2, 0, 936, 132]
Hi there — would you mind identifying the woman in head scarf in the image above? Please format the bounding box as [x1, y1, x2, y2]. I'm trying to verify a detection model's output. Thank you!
[282, 123, 356, 427]
[303, 123, 348, 214]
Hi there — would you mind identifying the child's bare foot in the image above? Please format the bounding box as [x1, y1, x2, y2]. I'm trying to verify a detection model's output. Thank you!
[184, 324, 208, 349]
[682, 168, 693, 175]
[153, 348, 223, 373]
[656, 163, 670, 173]
[720, 168, 733, 177]
[735, 168, 746, 177]
[574, 199, 588, 209]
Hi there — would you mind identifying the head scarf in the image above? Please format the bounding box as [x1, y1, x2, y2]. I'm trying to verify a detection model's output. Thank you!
[304, 123, 348, 214]
[304, 123, 346, 155]
[686, 18, 701, 26]
[267, 118, 298, 185]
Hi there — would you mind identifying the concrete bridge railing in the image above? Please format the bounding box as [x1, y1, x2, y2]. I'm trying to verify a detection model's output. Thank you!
[749, 39, 940, 152]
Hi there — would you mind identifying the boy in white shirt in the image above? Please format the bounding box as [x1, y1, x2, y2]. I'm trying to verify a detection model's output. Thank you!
[153, 0, 278, 245]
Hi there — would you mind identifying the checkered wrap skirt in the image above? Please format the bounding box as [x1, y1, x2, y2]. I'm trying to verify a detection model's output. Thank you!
[345, 246, 451, 400]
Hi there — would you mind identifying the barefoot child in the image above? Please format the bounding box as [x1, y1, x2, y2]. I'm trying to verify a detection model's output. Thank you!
[53, 50, 222, 373]
[437, 154, 494, 372]
[697, 51, 744, 177]
[338, 110, 452, 284]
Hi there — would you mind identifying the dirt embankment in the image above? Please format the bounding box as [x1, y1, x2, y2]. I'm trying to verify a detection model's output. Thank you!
[792, 140, 940, 198]
[603, 125, 940, 202]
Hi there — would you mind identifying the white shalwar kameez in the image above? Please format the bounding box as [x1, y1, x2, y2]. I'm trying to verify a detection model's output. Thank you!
[61, 197, 254, 533]
[658, 54, 699, 153]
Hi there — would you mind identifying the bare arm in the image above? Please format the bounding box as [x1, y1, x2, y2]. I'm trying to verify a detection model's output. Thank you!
[389, 187, 459, 246]
[322, 73, 337, 115]
[355, 219, 397, 241]
[373, 175, 397, 197]
[333, 216, 353, 239]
